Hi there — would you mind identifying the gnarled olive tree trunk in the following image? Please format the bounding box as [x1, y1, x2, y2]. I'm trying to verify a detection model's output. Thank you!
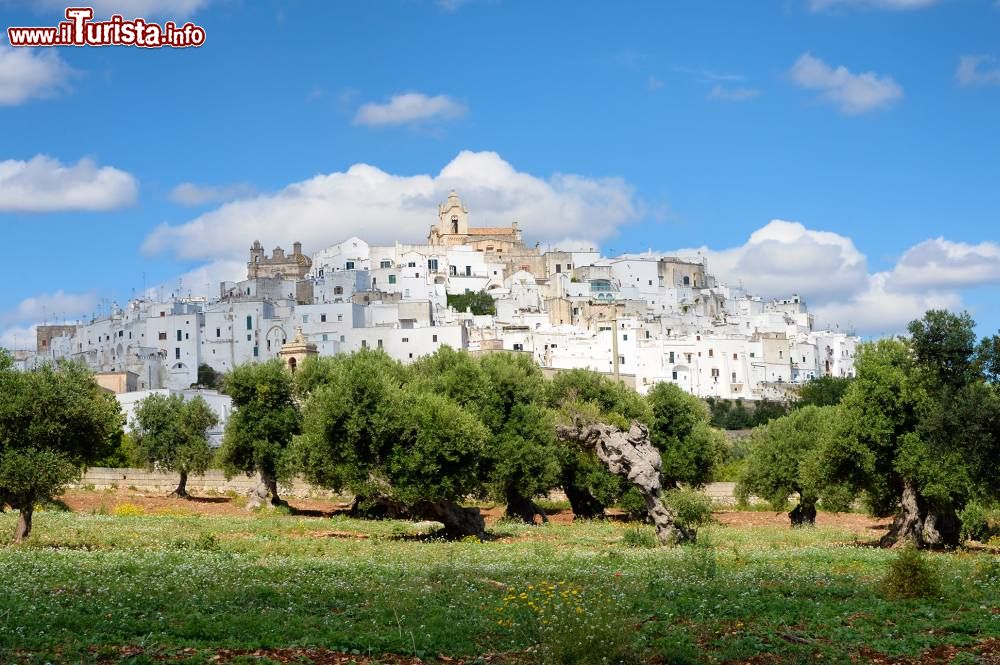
[556, 417, 692, 545]
[246, 470, 286, 510]
[789, 493, 817, 527]
[881, 480, 960, 549]
[504, 490, 549, 524]
[410, 500, 486, 539]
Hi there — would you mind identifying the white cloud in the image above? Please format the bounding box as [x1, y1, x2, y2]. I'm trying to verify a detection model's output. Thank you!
[144, 259, 247, 300]
[0, 155, 137, 213]
[808, 0, 939, 10]
[0, 290, 97, 326]
[789, 53, 903, 114]
[169, 182, 256, 207]
[812, 273, 961, 337]
[142, 150, 639, 262]
[956, 55, 1000, 87]
[888, 238, 1000, 290]
[0, 46, 73, 106]
[666, 221, 999, 336]
[681, 220, 869, 304]
[708, 85, 760, 101]
[0, 324, 38, 352]
[37, 0, 212, 17]
[353, 93, 467, 128]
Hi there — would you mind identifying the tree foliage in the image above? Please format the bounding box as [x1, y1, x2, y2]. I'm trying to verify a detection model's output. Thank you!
[0, 356, 123, 541]
[821, 311, 1000, 547]
[796, 376, 852, 408]
[219, 360, 301, 504]
[132, 393, 218, 497]
[446, 290, 496, 316]
[646, 382, 724, 488]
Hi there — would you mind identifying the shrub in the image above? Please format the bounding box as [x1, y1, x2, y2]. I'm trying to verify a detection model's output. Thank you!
[497, 581, 638, 665]
[622, 526, 658, 548]
[880, 546, 941, 599]
[959, 501, 999, 543]
[663, 488, 714, 532]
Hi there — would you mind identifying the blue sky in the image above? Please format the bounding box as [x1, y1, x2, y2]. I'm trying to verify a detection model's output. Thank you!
[1, 0, 999, 348]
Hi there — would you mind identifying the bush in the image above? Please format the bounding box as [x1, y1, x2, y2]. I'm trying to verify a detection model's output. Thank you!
[622, 526, 658, 548]
[663, 488, 714, 532]
[880, 546, 941, 599]
[959, 501, 1000, 543]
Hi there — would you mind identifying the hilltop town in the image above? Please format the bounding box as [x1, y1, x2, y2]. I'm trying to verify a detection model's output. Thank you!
[25, 190, 857, 404]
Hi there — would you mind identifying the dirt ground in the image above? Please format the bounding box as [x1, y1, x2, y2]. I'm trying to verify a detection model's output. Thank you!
[59, 489, 891, 535]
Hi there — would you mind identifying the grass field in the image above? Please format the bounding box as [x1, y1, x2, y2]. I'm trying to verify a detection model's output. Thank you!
[0, 492, 997, 664]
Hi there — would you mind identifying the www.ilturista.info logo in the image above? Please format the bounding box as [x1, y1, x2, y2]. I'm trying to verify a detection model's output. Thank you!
[7, 7, 206, 48]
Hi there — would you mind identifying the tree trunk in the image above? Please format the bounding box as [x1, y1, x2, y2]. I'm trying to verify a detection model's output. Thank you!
[13, 504, 33, 543]
[504, 491, 548, 524]
[880, 480, 961, 549]
[246, 470, 286, 510]
[171, 471, 189, 498]
[410, 500, 486, 539]
[789, 496, 817, 527]
[557, 417, 693, 545]
[349, 495, 410, 519]
[560, 468, 606, 519]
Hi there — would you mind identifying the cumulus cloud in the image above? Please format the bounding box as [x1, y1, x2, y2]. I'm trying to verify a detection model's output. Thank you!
[0, 290, 96, 351]
[144, 259, 247, 300]
[0, 47, 73, 106]
[808, 0, 938, 10]
[682, 220, 869, 304]
[0, 155, 138, 212]
[353, 93, 467, 127]
[956, 55, 1000, 87]
[143, 150, 639, 261]
[666, 220, 1000, 336]
[811, 274, 961, 337]
[888, 238, 1000, 290]
[789, 53, 903, 114]
[708, 85, 760, 102]
[0, 290, 97, 326]
[169, 182, 256, 207]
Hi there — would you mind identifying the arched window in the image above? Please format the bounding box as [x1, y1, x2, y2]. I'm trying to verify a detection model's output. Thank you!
[288, 357, 297, 373]
[682, 276, 690, 286]
[451, 215, 459, 233]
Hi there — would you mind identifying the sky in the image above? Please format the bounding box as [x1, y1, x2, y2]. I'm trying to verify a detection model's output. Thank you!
[1, 0, 999, 349]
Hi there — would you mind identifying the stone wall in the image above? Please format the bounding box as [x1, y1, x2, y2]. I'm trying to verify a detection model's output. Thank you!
[72, 468, 326, 498]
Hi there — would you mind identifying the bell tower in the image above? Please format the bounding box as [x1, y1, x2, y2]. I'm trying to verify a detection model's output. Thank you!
[438, 190, 469, 236]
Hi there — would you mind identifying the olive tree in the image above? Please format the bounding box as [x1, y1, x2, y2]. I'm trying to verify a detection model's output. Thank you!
[738, 405, 841, 526]
[0, 356, 123, 541]
[646, 382, 724, 489]
[219, 360, 301, 508]
[547, 369, 652, 518]
[821, 311, 1000, 548]
[132, 393, 218, 497]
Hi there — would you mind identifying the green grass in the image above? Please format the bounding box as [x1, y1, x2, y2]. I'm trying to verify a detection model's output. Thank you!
[0, 506, 998, 664]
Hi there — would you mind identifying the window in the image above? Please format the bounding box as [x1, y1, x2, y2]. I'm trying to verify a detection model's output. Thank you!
[555, 264, 562, 273]
[185, 333, 189, 340]
[669, 351, 675, 363]
[402, 337, 409, 343]
[708, 348, 714, 358]
[160, 311, 165, 317]
[432, 334, 438, 342]
[318, 269, 324, 278]
[361, 340, 367, 349]
[176, 330, 182, 341]
[683, 276, 690, 286]
[645, 330, 651, 339]
[158, 332, 167, 341]
[450, 265, 457, 276]
[253, 346, 259, 357]
[175, 348, 181, 359]
[648, 280, 653, 286]
[732, 372, 737, 382]
[388, 274, 396, 284]
[216, 328, 221, 338]
[322, 334, 328, 341]
[779, 350, 783, 359]
[711, 368, 720, 378]
[623, 334, 628, 341]
[246, 315, 252, 330]
[377, 339, 383, 348]
[346, 261, 355, 270]
[302, 314, 309, 324]
[672, 371, 678, 380]
[408, 261, 416, 268]
[380, 260, 392, 269]
[733, 353, 738, 360]
[513, 343, 524, 351]
[320, 314, 327, 323]
[340, 335, 345, 342]
[247, 334, 251, 341]
[334, 286, 343, 295]
[750, 352, 756, 358]
[337, 314, 343, 322]
[619, 355, 626, 365]
[428, 259, 439, 271]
